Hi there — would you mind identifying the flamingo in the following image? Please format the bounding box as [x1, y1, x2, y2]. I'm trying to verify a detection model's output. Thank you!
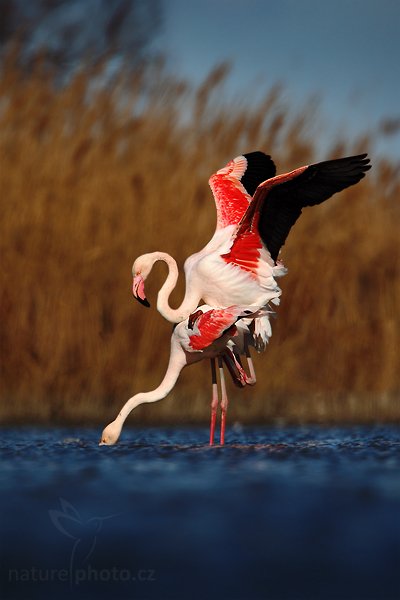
[132, 153, 371, 351]
[100, 305, 268, 446]
[110, 152, 370, 445]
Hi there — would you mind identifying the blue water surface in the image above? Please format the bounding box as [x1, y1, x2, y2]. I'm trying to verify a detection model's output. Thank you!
[1, 425, 400, 600]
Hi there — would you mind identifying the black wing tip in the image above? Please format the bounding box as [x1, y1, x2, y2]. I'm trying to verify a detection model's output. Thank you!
[240, 151, 277, 196]
[352, 153, 371, 167]
[311, 153, 372, 180]
[340, 153, 371, 167]
[317, 152, 371, 164]
[260, 152, 372, 262]
[243, 150, 272, 159]
[348, 153, 372, 176]
[243, 150, 275, 168]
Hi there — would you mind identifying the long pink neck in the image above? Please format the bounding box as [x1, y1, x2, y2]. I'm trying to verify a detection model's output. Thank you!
[116, 339, 186, 427]
[153, 252, 200, 323]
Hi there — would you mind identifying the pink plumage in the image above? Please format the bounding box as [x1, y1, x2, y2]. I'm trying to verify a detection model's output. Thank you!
[98, 151, 372, 445]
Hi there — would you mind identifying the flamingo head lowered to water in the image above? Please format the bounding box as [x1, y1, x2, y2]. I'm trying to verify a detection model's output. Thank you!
[99, 419, 123, 446]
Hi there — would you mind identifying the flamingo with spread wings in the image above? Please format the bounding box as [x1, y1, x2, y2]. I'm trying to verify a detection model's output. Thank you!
[132, 152, 371, 351]
[101, 152, 371, 445]
[100, 305, 266, 446]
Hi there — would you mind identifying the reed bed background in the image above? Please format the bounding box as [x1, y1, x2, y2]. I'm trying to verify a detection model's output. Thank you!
[1, 55, 399, 425]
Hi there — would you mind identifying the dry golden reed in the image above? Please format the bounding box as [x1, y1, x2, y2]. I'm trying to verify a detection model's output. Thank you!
[1, 57, 399, 425]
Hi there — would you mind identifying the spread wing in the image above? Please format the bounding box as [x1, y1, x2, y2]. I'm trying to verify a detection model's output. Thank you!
[237, 153, 371, 263]
[208, 151, 276, 229]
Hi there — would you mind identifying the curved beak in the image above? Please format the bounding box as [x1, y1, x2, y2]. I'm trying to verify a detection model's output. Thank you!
[132, 275, 150, 307]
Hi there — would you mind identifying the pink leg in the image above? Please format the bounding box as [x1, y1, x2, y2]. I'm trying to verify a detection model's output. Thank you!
[209, 358, 218, 446]
[218, 356, 228, 445]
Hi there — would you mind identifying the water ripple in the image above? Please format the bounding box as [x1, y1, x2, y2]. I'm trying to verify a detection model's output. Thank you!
[1, 425, 399, 599]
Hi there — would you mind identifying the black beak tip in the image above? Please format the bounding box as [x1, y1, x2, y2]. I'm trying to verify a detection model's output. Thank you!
[135, 296, 150, 308]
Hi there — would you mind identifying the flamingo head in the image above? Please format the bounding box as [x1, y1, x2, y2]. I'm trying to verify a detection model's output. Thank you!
[99, 420, 122, 446]
[132, 254, 152, 308]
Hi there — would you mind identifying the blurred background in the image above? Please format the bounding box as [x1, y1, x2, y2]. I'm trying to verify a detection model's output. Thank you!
[0, 0, 399, 426]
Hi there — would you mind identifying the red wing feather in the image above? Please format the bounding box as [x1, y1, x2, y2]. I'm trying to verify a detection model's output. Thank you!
[209, 156, 251, 229]
[220, 201, 263, 278]
[209, 152, 277, 229]
[221, 227, 262, 278]
[209, 173, 251, 229]
[221, 165, 308, 269]
[188, 307, 239, 351]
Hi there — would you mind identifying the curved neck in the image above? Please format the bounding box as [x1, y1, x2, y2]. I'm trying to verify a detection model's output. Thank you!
[116, 339, 186, 427]
[153, 252, 199, 323]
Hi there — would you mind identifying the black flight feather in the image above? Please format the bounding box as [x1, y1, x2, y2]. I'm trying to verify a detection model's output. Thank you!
[241, 151, 276, 196]
[258, 154, 371, 262]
